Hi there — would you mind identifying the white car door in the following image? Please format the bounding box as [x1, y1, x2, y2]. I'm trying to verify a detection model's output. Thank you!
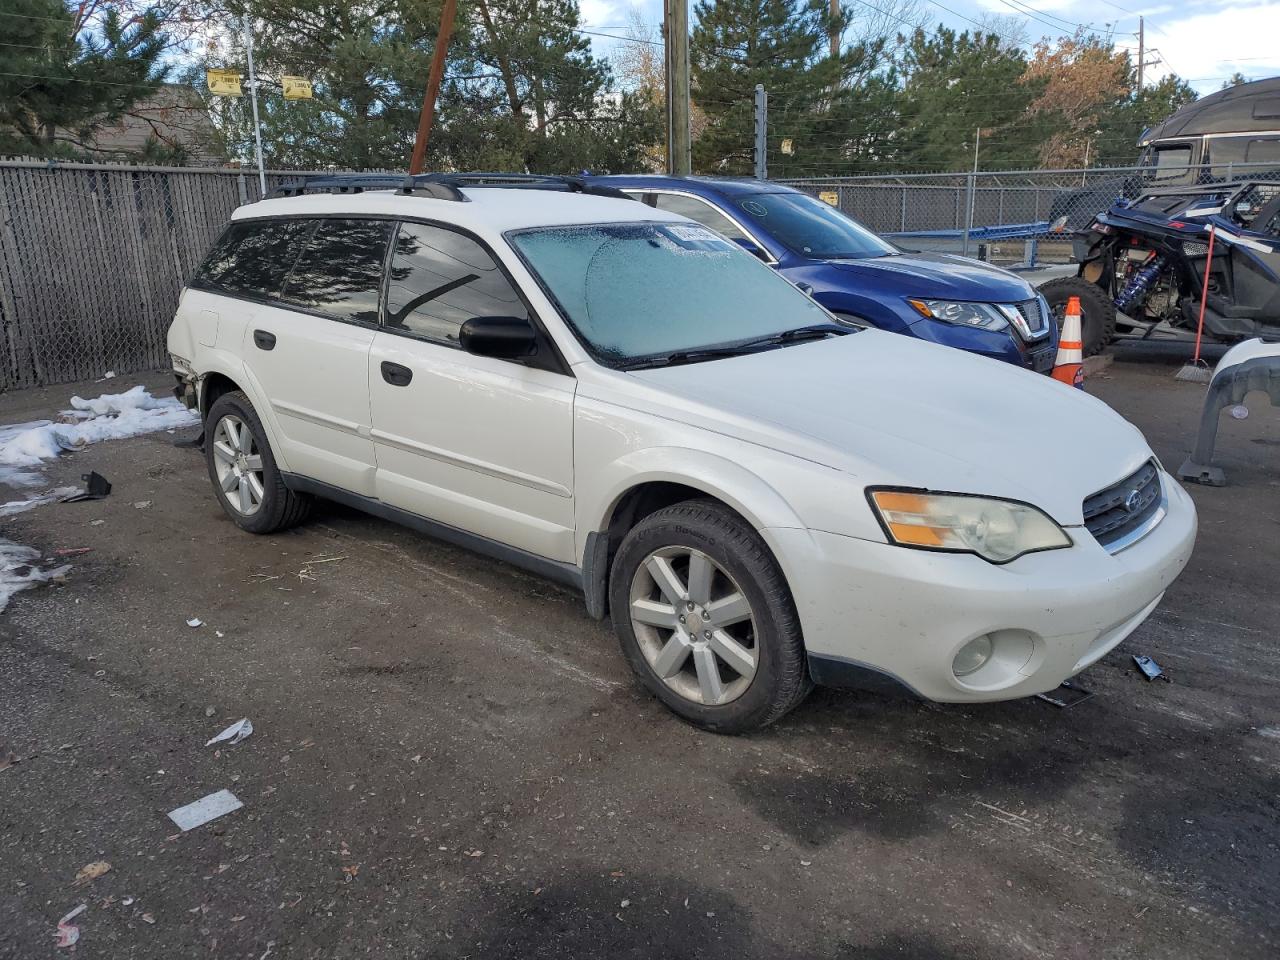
[367, 220, 577, 563]
[236, 217, 392, 497]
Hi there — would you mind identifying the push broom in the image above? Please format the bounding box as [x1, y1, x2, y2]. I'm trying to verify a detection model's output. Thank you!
[1176, 224, 1216, 383]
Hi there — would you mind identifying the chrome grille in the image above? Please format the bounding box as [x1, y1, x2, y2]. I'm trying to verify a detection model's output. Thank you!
[1082, 460, 1164, 551]
[1014, 297, 1051, 340]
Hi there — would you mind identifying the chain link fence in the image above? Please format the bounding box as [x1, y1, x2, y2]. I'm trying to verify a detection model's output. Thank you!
[0, 159, 305, 391]
[778, 162, 1280, 264]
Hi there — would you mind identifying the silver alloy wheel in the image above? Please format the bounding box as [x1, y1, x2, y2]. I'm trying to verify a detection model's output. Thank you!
[211, 414, 266, 517]
[629, 546, 759, 706]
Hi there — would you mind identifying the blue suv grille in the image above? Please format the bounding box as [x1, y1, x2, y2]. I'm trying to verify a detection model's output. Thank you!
[1082, 460, 1163, 550]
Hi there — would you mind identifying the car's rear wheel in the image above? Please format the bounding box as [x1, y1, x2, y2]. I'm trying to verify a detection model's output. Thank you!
[205, 391, 311, 534]
[609, 500, 811, 733]
[1038, 275, 1116, 357]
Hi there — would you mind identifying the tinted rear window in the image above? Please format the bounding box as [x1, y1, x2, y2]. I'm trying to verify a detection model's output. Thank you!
[192, 219, 312, 298]
[280, 219, 392, 324]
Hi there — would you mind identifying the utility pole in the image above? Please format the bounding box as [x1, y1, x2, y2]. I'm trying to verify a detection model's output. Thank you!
[753, 85, 767, 180]
[1137, 16, 1144, 90]
[409, 0, 458, 175]
[242, 11, 265, 195]
[664, 0, 691, 176]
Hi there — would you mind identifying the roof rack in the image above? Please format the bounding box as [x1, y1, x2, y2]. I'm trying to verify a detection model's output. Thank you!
[267, 172, 632, 202]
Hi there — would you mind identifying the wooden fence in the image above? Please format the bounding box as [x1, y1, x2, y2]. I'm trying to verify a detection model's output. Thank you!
[0, 160, 280, 391]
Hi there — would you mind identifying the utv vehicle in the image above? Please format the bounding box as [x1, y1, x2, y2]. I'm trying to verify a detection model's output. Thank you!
[1038, 181, 1280, 355]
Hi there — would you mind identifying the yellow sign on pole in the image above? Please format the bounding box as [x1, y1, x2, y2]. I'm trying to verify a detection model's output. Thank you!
[206, 69, 242, 97]
[282, 76, 313, 101]
[780, 138, 795, 156]
[819, 190, 839, 206]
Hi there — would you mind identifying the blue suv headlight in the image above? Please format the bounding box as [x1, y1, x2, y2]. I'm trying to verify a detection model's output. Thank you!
[907, 298, 1009, 332]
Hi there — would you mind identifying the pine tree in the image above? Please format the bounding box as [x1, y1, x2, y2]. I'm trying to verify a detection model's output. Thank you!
[690, 0, 851, 176]
[0, 0, 170, 157]
[208, 0, 657, 172]
[891, 27, 1043, 172]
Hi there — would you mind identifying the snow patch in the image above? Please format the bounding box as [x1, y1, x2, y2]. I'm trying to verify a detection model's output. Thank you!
[0, 385, 197, 488]
[0, 539, 69, 613]
[0, 487, 82, 517]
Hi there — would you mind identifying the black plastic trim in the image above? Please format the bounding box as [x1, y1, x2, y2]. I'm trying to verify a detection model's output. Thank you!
[807, 653, 923, 698]
[281, 473, 584, 591]
[581, 530, 609, 621]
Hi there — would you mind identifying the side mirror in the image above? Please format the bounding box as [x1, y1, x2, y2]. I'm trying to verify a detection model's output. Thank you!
[732, 237, 770, 261]
[459, 316, 537, 359]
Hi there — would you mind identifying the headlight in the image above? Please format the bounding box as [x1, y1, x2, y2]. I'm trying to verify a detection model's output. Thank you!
[906, 299, 1009, 331]
[867, 489, 1072, 564]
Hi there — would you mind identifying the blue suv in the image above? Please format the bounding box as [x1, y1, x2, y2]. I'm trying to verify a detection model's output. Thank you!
[589, 175, 1059, 373]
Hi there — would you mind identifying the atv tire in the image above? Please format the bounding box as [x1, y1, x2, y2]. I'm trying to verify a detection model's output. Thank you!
[1038, 276, 1116, 358]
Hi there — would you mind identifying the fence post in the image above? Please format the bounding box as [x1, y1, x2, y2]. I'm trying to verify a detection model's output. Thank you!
[962, 172, 976, 258]
[900, 185, 907, 232]
[753, 85, 767, 180]
[237, 172, 248, 205]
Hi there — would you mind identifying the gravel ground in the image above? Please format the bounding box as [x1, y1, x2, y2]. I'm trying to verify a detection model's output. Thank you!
[1, 353, 1277, 960]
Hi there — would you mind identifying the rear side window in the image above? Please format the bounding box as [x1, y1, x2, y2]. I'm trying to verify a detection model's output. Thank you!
[280, 219, 393, 324]
[384, 222, 528, 345]
[192, 219, 312, 298]
[651, 192, 749, 242]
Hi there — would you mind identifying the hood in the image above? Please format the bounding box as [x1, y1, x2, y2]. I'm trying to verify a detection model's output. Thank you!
[627, 331, 1153, 525]
[822, 252, 1035, 304]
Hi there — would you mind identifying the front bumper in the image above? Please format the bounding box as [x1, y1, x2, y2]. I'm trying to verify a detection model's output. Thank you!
[906, 316, 1057, 373]
[770, 472, 1197, 702]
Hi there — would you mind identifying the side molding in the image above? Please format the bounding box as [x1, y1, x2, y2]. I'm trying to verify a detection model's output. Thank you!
[282, 474, 584, 591]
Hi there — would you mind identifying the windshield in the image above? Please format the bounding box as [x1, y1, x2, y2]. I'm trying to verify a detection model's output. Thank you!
[733, 192, 897, 259]
[508, 222, 835, 365]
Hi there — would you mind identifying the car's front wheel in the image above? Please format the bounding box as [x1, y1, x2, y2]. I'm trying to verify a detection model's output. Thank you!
[205, 390, 312, 534]
[609, 500, 811, 733]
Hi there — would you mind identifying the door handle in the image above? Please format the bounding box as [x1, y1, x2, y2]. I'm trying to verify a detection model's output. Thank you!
[380, 361, 413, 387]
[253, 329, 276, 351]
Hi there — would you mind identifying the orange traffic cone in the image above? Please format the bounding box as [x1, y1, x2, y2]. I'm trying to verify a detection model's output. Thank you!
[1052, 296, 1084, 389]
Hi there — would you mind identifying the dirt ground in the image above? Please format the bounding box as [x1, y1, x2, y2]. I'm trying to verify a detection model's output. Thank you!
[1, 347, 1277, 960]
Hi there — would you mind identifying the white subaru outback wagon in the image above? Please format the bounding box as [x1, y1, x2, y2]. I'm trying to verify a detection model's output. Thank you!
[167, 173, 1196, 733]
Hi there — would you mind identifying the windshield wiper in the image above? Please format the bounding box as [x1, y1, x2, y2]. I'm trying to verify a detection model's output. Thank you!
[618, 345, 755, 370]
[617, 325, 850, 371]
[733, 324, 851, 349]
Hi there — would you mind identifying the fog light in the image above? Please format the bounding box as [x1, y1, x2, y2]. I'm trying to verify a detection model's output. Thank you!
[953, 635, 994, 678]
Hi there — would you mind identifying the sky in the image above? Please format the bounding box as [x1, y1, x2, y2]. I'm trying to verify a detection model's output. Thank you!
[576, 0, 1280, 96]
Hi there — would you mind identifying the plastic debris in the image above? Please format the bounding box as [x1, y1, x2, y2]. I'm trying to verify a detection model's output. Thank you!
[54, 904, 87, 947]
[1133, 654, 1172, 682]
[1035, 679, 1094, 708]
[167, 789, 244, 832]
[205, 718, 253, 747]
[73, 861, 111, 886]
[60, 472, 112, 502]
[133, 500, 152, 510]
[186, 618, 204, 628]
[0, 745, 18, 771]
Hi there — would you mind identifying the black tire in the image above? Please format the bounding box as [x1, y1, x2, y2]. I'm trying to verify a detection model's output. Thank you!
[608, 500, 812, 734]
[205, 390, 312, 534]
[1038, 275, 1116, 357]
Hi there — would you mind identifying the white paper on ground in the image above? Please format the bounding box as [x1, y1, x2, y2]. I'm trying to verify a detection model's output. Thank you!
[205, 718, 253, 747]
[168, 789, 244, 832]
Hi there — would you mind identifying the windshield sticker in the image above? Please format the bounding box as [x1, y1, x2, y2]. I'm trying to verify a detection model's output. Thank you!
[660, 224, 734, 251]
